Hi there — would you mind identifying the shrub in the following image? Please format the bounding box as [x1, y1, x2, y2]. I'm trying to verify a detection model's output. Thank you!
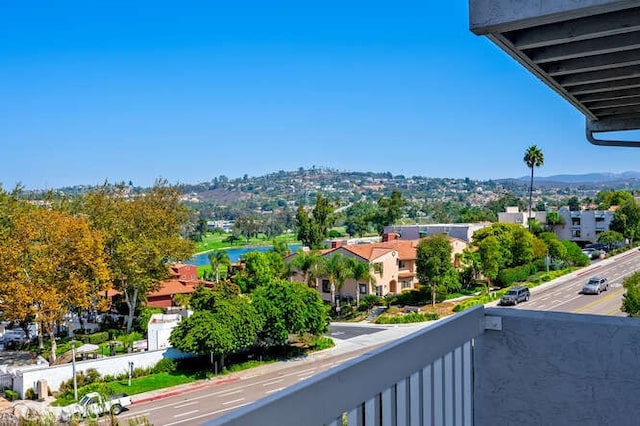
[375, 312, 439, 324]
[307, 336, 334, 351]
[359, 294, 383, 311]
[4, 389, 18, 401]
[25, 387, 36, 400]
[152, 358, 177, 374]
[74, 331, 109, 345]
[496, 264, 534, 287]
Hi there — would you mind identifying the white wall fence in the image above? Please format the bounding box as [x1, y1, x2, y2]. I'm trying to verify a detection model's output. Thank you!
[13, 347, 190, 399]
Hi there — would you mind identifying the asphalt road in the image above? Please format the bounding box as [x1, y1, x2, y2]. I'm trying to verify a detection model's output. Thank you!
[118, 344, 382, 426]
[501, 248, 640, 316]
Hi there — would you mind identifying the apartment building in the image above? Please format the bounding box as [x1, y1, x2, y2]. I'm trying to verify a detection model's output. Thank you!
[383, 223, 489, 244]
[499, 207, 614, 244]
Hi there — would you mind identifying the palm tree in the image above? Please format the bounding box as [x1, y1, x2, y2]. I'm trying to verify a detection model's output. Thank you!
[208, 250, 231, 283]
[349, 259, 377, 306]
[322, 253, 354, 307]
[288, 250, 323, 288]
[524, 145, 544, 230]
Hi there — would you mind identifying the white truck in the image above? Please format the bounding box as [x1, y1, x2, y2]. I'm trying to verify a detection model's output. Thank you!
[60, 392, 132, 421]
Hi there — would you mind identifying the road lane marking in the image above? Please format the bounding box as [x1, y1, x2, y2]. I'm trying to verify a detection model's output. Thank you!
[262, 379, 283, 387]
[298, 375, 313, 381]
[213, 389, 243, 397]
[222, 398, 245, 406]
[174, 401, 198, 409]
[573, 289, 625, 314]
[266, 387, 284, 394]
[608, 307, 624, 316]
[173, 409, 199, 418]
[163, 403, 251, 426]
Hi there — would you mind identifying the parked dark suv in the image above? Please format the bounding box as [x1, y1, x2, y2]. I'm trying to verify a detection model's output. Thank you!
[500, 286, 531, 306]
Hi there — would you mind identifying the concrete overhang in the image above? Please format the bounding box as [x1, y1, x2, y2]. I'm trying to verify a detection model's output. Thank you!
[469, 0, 640, 146]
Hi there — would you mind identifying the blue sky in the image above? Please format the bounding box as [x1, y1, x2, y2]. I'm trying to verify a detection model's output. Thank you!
[2, 1, 638, 190]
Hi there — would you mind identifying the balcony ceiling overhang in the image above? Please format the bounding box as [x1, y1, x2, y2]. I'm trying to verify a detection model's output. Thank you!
[469, 0, 640, 146]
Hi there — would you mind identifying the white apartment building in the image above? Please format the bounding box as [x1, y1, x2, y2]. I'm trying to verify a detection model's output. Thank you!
[499, 207, 614, 244]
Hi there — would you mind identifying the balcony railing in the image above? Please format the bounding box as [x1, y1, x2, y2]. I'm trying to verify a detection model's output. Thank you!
[208, 307, 640, 426]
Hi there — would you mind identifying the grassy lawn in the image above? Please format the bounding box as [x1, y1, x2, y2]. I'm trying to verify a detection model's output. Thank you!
[109, 372, 197, 395]
[195, 232, 299, 254]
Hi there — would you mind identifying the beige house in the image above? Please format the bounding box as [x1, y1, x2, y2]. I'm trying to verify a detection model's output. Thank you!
[290, 234, 467, 304]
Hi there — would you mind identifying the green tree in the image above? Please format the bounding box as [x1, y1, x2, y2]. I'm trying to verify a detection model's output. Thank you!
[597, 230, 624, 250]
[252, 279, 329, 346]
[416, 234, 456, 306]
[523, 145, 544, 230]
[610, 198, 640, 243]
[320, 253, 354, 306]
[596, 190, 634, 210]
[81, 181, 195, 333]
[477, 236, 502, 291]
[471, 223, 517, 268]
[287, 250, 324, 287]
[344, 201, 376, 237]
[235, 251, 276, 293]
[622, 272, 640, 317]
[560, 240, 589, 266]
[170, 297, 262, 370]
[208, 250, 231, 283]
[373, 190, 406, 234]
[511, 226, 534, 266]
[296, 194, 335, 249]
[348, 258, 377, 305]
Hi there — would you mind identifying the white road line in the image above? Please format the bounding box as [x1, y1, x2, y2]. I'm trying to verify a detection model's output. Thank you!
[174, 401, 198, 409]
[262, 379, 283, 387]
[266, 387, 284, 394]
[173, 409, 199, 418]
[213, 389, 243, 397]
[298, 375, 313, 381]
[222, 398, 245, 406]
[163, 403, 252, 426]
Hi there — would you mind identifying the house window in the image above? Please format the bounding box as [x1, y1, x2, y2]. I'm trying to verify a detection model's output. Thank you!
[359, 283, 367, 294]
[376, 285, 383, 296]
[398, 260, 406, 269]
[401, 281, 412, 290]
[322, 280, 331, 293]
[572, 230, 581, 238]
[572, 218, 580, 226]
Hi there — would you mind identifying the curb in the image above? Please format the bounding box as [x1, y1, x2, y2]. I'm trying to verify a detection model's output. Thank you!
[131, 376, 240, 404]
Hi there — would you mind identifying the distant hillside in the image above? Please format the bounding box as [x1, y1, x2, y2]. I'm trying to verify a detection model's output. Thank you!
[513, 171, 640, 184]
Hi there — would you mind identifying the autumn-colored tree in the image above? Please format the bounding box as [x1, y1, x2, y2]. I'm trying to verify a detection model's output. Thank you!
[0, 199, 110, 362]
[81, 181, 195, 333]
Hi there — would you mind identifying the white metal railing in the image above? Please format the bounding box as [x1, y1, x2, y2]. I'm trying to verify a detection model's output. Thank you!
[207, 306, 485, 426]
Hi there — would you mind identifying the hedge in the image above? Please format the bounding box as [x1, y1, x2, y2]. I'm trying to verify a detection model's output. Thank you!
[496, 264, 536, 287]
[375, 312, 439, 324]
[75, 331, 110, 345]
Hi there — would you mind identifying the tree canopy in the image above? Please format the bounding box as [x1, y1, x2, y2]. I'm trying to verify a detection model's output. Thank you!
[296, 194, 335, 249]
[81, 181, 195, 332]
[416, 234, 458, 305]
[0, 195, 110, 362]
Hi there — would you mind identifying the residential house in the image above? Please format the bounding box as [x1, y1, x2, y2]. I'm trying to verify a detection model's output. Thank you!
[107, 264, 214, 309]
[291, 234, 467, 303]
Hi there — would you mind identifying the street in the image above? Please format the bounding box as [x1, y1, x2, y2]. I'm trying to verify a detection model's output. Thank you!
[504, 248, 640, 316]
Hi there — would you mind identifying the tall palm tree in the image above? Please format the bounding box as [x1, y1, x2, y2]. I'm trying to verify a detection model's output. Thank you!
[208, 250, 231, 283]
[523, 145, 544, 230]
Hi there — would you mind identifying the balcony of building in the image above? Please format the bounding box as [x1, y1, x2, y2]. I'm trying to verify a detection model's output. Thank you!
[208, 306, 640, 426]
